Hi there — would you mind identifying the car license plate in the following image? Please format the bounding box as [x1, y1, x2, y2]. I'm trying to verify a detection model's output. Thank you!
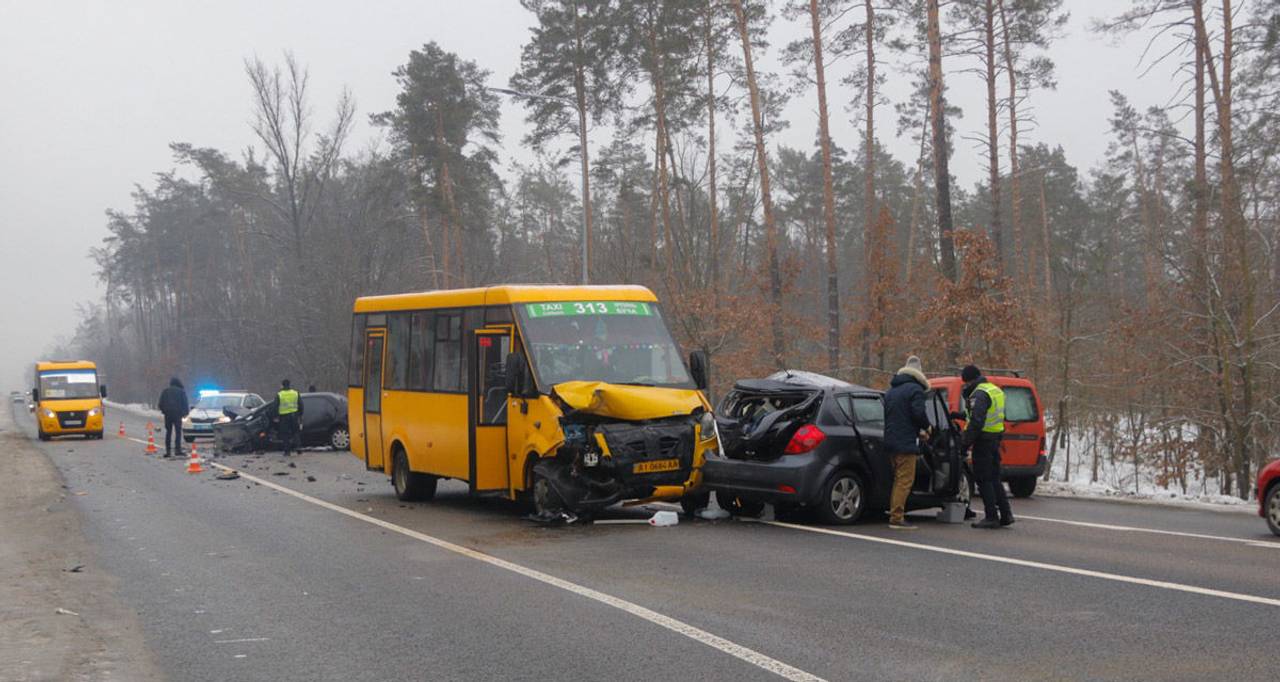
[65, 420, 82, 426]
[633, 458, 680, 474]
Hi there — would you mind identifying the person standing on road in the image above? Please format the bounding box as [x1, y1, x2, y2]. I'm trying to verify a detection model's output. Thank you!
[276, 379, 303, 456]
[157, 377, 189, 458]
[960, 364, 1014, 529]
[882, 355, 933, 530]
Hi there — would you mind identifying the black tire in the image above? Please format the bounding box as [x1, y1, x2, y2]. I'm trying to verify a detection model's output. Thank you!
[816, 470, 868, 525]
[183, 436, 194, 444]
[392, 448, 437, 502]
[680, 489, 712, 516]
[716, 491, 765, 518]
[531, 466, 567, 517]
[38, 430, 50, 442]
[329, 425, 350, 451]
[1266, 484, 1280, 537]
[1008, 476, 1038, 498]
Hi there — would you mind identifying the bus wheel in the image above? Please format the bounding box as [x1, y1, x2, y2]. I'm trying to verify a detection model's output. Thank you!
[392, 448, 437, 502]
[532, 468, 566, 517]
[38, 430, 50, 442]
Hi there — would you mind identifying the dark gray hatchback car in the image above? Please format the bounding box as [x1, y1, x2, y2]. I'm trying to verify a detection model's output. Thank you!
[702, 371, 970, 524]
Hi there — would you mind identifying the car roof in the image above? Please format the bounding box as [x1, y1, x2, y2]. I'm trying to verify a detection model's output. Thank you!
[736, 370, 876, 394]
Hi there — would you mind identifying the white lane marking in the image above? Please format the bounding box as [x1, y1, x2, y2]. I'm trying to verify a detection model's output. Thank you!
[1248, 541, 1280, 549]
[210, 463, 823, 682]
[1015, 513, 1279, 548]
[214, 638, 269, 644]
[763, 520, 1280, 608]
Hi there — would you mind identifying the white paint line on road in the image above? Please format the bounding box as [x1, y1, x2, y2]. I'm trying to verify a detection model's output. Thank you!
[1014, 513, 1279, 548]
[214, 638, 269, 644]
[763, 520, 1280, 608]
[208, 463, 824, 682]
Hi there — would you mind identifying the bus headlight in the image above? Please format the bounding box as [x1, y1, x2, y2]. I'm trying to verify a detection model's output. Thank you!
[88, 407, 101, 418]
[42, 408, 56, 419]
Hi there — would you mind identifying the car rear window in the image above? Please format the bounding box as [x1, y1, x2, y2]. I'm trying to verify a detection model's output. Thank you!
[1004, 386, 1038, 422]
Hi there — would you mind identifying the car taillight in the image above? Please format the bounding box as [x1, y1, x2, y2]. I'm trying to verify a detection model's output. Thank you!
[1039, 437, 1046, 457]
[784, 424, 826, 454]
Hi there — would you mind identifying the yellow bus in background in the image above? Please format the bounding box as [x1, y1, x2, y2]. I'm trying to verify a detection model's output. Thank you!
[32, 360, 108, 440]
[347, 285, 716, 519]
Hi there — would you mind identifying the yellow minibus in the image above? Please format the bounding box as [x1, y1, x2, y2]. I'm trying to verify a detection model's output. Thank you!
[32, 360, 108, 440]
[347, 285, 716, 519]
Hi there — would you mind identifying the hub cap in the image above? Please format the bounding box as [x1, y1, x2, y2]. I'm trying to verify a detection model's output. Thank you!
[331, 428, 350, 449]
[830, 477, 861, 520]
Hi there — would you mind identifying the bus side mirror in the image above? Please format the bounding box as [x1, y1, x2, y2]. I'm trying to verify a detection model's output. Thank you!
[31, 388, 39, 402]
[689, 351, 709, 392]
[505, 352, 536, 398]
[100, 385, 108, 399]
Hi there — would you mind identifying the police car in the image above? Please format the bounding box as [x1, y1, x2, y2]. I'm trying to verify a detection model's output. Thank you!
[183, 390, 265, 442]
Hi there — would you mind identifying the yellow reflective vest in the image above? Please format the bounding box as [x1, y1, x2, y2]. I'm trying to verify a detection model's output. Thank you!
[278, 389, 300, 416]
[966, 382, 1005, 434]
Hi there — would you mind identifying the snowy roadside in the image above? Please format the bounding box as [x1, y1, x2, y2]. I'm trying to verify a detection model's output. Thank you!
[1035, 479, 1256, 515]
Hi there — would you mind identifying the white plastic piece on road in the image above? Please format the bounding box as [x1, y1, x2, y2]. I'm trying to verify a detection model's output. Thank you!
[697, 508, 731, 520]
[649, 510, 679, 527]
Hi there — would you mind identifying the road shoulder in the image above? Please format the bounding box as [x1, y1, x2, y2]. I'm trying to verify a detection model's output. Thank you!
[0, 407, 162, 681]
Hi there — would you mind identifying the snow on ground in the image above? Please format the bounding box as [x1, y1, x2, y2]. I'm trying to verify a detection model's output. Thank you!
[1036, 425, 1257, 513]
[104, 400, 160, 419]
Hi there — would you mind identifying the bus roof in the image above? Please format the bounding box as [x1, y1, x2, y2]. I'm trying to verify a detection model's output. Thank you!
[36, 360, 97, 371]
[353, 285, 659, 313]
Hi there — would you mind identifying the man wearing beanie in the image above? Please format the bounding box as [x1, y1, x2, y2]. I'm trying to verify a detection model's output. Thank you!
[961, 364, 1014, 528]
[882, 355, 933, 529]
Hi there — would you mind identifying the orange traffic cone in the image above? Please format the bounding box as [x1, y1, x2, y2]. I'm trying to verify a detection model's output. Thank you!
[146, 421, 155, 434]
[118, 422, 126, 437]
[145, 433, 158, 455]
[186, 443, 204, 474]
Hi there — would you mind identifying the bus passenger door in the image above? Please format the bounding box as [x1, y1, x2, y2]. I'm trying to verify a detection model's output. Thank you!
[363, 331, 387, 471]
[471, 329, 511, 493]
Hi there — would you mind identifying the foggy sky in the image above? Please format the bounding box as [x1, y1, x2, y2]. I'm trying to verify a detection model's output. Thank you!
[0, 0, 1173, 389]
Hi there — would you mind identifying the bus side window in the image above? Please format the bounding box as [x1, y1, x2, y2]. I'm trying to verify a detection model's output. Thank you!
[348, 314, 366, 388]
[408, 312, 434, 390]
[433, 313, 463, 392]
[386, 313, 410, 390]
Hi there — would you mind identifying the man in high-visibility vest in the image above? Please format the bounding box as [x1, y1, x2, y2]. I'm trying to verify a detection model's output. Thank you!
[960, 365, 1014, 529]
[276, 379, 304, 456]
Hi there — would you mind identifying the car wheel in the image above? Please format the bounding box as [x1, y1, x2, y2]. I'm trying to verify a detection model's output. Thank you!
[680, 489, 712, 516]
[184, 436, 194, 443]
[392, 448, 437, 502]
[817, 470, 867, 525]
[716, 492, 765, 518]
[329, 425, 350, 450]
[38, 430, 50, 442]
[1008, 476, 1037, 498]
[1266, 485, 1280, 537]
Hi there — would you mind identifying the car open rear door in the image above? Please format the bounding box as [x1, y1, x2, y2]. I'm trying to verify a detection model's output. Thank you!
[923, 390, 963, 496]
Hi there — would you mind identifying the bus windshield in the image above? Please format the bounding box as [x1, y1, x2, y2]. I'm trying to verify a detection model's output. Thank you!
[517, 301, 693, 389]
[38, 370, 99, 400]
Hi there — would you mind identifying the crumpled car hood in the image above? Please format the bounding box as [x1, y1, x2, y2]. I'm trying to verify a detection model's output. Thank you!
[552, 381, 705, 421]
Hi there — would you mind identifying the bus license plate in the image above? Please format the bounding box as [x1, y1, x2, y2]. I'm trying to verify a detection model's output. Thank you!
[633, 459, 679, 474]
[65, 420, 82, 426]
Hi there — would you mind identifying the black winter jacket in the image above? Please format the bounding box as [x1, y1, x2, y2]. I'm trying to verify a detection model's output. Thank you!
[882, 372, 932, 454]
[158, 381, 189, 418]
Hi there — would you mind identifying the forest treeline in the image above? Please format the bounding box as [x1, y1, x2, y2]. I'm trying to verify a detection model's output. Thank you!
[54, 0, 1280, 499]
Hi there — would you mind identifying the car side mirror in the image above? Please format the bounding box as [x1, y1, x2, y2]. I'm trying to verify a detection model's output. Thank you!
[505, 352, 537, 398]
[99, 385, 108, 399]
[31, 388, 39, 402]
[689, 350, 709, 392]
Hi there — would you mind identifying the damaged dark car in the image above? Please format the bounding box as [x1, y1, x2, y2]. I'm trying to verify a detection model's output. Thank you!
[213, 392, 350, 453]
[703, 371, 970, 524]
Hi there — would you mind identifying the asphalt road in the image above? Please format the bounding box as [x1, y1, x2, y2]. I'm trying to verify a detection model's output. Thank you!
[13, 403, 1278, 681]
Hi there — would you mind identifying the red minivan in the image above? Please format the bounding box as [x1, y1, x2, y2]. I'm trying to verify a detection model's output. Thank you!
[929, 371, 1047, 498]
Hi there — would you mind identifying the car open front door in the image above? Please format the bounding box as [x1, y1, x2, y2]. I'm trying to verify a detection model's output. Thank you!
[470, 328, 512, 493]
[924, 390, 964, 497]
[363, 330, 387, 471]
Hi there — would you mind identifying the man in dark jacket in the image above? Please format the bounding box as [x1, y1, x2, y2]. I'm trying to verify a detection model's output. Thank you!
[882, 355, 933, 529]
[157, 377, 189, 458]
[960, 364, 1014, 529]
